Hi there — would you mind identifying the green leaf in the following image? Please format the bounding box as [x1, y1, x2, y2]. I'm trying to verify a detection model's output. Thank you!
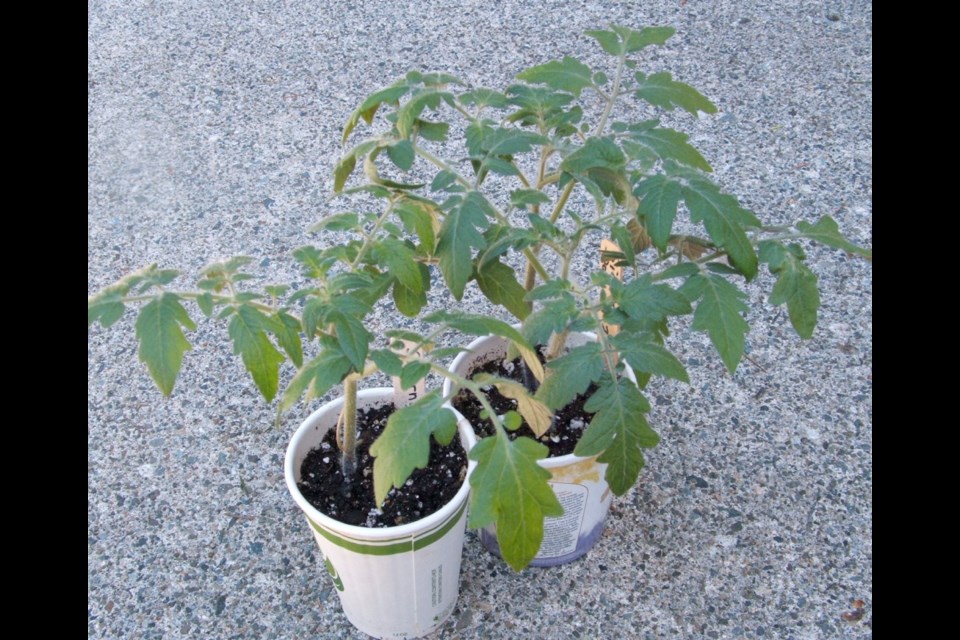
[398, 361, 430, 390]
[460, 88, 509, 109]
[510, 189, 551, 209]
[574, 376, 658, 495]
[561, 137, 626, 174]
[370, 349, 404, 377]
[386, 138, 417, 169]
[524, 279, 572, 302]
[625, 123, 711, 171]
[611, 334, 688, 382]
[520, 297, 578, 347]
[292, 245, 332, 279]
[392, 262, 430, 317]
[634, 176, 682, 251]
[618, 276, 692, 324]
[481, 128, 548, 156]
[430, 169, 460, 192]
[489, 378, 553, 437]
[760, 242, 821, 339]
[634, 71, 717, 115]
[134, 293, 195, 396]
[374, 239, 422, 291]
[516, 56, 594, 97]
[584, 29, 621, 55]
[369, 393, 458, 506]
[280, 347, 353, 412]
[610, 24, 675, 53]
[195, 292, 215, 318]
[343, 82, 410, 143]
[228, 304, 285, 402]
[680, 273, 750, 373]
[396, 90, 451, 138]
[88, 289, 126, 327]
[328, 311, 371, 371]
[476, 260, 531, 321]
[395, 199, 439, 256]
[796, 215, 872, 259]
[535, 343, 605, 411]
[333, 153, 356, 193]
[416, 119, 450, 142]
[468, 434, 562, 571]
[308, 212, 361, 234]
[435, 191, 491, 299]
[682, 176, 760, 279]
[273, 310, 303, 368]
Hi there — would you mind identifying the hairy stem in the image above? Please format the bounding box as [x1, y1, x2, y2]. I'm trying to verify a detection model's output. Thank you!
[339, 374, 360, 482]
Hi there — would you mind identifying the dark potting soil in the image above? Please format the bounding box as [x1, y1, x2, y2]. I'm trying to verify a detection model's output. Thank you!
[296, 402, 468, 528]
[451, 353, 599, 458]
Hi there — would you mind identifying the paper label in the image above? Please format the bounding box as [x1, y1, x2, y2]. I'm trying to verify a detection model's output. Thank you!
[599, 238, 624, 338]
[537, 484, 588, 558]
[390, 339, 427, 408]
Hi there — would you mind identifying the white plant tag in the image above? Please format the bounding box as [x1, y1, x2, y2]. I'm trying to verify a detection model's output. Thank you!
[391, 339, 427, 408]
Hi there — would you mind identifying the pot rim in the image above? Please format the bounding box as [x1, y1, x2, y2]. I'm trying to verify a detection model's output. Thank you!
[284, 387, 477, 541]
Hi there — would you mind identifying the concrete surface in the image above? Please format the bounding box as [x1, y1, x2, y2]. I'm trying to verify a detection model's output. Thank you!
[88, 1, 872, 638]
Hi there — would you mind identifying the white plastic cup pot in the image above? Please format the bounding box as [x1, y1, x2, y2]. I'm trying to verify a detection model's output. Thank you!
[285, 388, 477, 639]
[442, 332, 635, 567]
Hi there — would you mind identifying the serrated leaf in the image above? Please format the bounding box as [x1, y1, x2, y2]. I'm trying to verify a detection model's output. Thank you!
[228, 305, 285, 401]
[343, 83, 410, 143]
[492, 379, 553, 437]
[328, 311, 371, 371]
[279, 347, 353, 412]
[430, 169, 460, 192]
[610, 224, 636, 268]
[516, 56, 594, 96]
[682, 177, 760, 279]
[308, 212, 361, 234]
[369, 393, 457, 506]
[476, 260, 531, 321]
[195, 292, 215, 318]
[611, 334, 688, 382]
[634, 71, 717, 115]
[396, 90, 450, 138]
[481, 128, 548, 156]
[468, 433, 562, 570]
[292, 245, 331, 279]
[483, 157, 520, 177]
[796, 215, 872, 259]
[510, 189, 551, 209]
[435, 191, 490, 299]
[535, 342, 605, 411]
[374, 239, 422, 292]
[273, 310, 303, 368]
[761, 242, 820, 339]
[611, 24, 675, 53]
[520, 297, 578, 347]
[88, 289, 126, 327]
[656, 262, 700, 280]
[134, 293, 195, 396]
[400, 361, 431, 390]
[618, 276, 692, 324]
[333, 153, 357, 193]
[585, 29, 621, 55]
[680, 273, 750, 373]
[460, 88, 509, 108]
[416, 119, 450, 142]
[392, 262, 430, 317]
[561, 137, 626, 174]
[574, 376, 658, 495]
[626, 125, 712, 171]
[524, 279, 572, 302]
[370, 349, 404, 377]
[395, 200, 439, 255]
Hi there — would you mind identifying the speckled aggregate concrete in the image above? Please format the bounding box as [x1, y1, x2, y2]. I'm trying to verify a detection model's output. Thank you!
[88, 1, 872, 638]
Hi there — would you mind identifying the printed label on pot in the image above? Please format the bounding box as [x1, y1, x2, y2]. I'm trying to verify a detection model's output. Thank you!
[390, 339, 427, 408]
[538, 483, 588, 558]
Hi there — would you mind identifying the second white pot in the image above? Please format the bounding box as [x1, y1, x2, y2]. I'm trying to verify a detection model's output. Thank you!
[443, 331, 635, 567]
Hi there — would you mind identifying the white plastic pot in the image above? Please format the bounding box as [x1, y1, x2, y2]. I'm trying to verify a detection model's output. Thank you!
[443, 331, 635, 567]
[285, 388, 477, 639]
